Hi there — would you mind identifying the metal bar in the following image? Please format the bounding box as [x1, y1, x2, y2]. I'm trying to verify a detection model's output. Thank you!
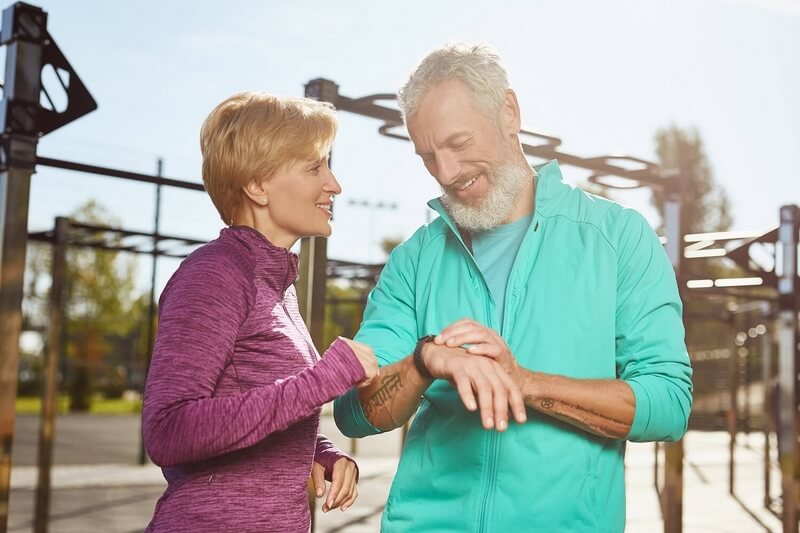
[777, 205, 799, 533]
[729, 313, 739, 496]
[36, 156, 204, 191]
[761, 302, 772, 509]
[662, 177, 684, 533]
[0, 166, 33, 533]
[0, 4, 46, 530]
[330, 89, 672, 188]
[139, 158, 162, 465]
[33, 217, 68, 533]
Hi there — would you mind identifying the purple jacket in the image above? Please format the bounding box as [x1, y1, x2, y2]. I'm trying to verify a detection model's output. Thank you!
[142, 226, 365, 532]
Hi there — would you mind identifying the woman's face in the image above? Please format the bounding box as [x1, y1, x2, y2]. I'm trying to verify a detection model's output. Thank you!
[263, 154, 341, 243]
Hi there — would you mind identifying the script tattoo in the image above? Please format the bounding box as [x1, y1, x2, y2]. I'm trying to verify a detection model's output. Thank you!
[364, 373, 403, 418]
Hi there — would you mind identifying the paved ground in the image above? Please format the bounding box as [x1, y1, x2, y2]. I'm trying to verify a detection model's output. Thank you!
[8, 412, 786, 532]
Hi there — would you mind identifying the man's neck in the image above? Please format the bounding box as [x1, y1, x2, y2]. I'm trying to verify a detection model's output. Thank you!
[501, 167, 536, 225]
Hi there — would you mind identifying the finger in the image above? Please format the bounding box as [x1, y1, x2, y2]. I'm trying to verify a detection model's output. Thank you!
[311, 463, 326, 498]
[466, 343, 503, 358]
[325, 460, 346, 512]
[482, 366, 509, 431]
[496, 366, 527, 424]
[453, 372, 478, 411]
[436, 319, 482, 343]
[341, 484, 358, 512]
[332, 463, 356, 509]
[471, 373, 495, 429]
[444, 330, 495, 348]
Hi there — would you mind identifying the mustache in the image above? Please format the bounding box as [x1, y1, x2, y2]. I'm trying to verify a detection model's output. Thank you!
[443, 171, 485, 194]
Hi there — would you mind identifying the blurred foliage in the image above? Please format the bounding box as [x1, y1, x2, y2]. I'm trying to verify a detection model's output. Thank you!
[651, 126, 740, 354]
[23, 200, 151, 410]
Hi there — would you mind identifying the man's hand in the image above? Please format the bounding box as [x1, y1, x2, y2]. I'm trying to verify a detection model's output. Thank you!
[422, 342, 527, 431]
[310, 458, 359, 513]
[435, 318, 520, 378]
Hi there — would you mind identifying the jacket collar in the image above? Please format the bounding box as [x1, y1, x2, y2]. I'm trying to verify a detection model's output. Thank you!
[220, 225, 299, 293]
[426, 159, 566, 242]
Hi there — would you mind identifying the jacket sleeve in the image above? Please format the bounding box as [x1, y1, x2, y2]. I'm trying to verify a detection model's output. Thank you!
[613, 209, 693, 442]
[334, 233, 422, 438]
[142, 250, 365, 467]
[314, 435, 358, 482]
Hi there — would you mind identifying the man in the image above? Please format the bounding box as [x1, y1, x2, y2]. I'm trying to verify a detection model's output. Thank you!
[334, 43, 692, 532]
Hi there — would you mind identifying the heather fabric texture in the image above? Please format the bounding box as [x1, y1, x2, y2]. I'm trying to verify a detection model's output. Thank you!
[142, 226, 365, 533]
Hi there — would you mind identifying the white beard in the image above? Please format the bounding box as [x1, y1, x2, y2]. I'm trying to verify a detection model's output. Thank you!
[441, 161, 532, 233]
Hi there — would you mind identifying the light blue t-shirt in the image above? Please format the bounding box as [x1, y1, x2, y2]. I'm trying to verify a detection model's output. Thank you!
[472, 213, 533, 330]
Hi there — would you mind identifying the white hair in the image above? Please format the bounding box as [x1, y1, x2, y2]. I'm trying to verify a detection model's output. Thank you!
[397, 43, 510, 121]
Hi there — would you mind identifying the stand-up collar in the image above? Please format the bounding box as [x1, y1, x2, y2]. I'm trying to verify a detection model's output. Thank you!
[220, 225, 299, 293]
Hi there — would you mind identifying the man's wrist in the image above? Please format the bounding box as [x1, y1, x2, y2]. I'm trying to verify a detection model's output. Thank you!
[412, 335, 436, 380]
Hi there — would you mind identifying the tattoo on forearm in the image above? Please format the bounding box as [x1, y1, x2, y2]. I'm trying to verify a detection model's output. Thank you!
[364, 373, 403, 418]
[540, 398, 628, 432]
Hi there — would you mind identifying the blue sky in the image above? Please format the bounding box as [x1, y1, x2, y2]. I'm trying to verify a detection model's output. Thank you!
[9, 0, 799, 295]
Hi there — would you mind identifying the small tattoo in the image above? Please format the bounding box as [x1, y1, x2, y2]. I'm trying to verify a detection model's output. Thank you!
[524, 394, 534, 404]
[541, 398, 555, 409]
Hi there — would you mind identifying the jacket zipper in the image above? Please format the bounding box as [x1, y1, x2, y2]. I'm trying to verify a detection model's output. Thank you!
[478, 296, 499, 533]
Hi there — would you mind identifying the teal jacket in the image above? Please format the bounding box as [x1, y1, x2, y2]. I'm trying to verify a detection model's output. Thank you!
[334, 161, 693, 532]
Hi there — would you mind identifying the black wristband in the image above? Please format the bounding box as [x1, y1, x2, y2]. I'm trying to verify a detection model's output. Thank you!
[413, 335, 436, 380]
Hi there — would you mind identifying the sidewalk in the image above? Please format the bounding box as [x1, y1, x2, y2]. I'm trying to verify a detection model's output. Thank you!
[8, 413, 784, 532]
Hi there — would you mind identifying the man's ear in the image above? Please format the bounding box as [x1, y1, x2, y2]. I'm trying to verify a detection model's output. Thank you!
[500, 88, 522, 137]
[241, 177, 269, 206]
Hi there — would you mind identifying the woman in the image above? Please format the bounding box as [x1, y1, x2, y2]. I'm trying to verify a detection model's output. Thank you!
[142, 92, 378, 532]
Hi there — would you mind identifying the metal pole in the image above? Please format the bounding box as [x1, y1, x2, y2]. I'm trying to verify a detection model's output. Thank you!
[300, 79, 339, 533]
[761, 302, 772, 509]
[0, 5, 47, 531]
[777, 205, 799, 533]
[662, 175, 683, 533]
[729, 314, 739, 496]
[33, 217, 68, 533]
[138, 158, 162, 465]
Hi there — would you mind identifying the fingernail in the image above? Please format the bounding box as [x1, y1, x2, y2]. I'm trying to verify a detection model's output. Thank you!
[435, 335, 443, 343]
[341, 506, 348, 512]
[468, 402, 477, 410]
[316, 489, 324, 497]
[485, 417, 493, 428]
[498, 419, 507, 431]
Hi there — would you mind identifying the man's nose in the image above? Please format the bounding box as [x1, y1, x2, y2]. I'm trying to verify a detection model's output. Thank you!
[435, 152, 461, 186]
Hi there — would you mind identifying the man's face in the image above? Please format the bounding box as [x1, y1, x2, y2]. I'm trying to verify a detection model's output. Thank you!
[407, 79, 529, 232]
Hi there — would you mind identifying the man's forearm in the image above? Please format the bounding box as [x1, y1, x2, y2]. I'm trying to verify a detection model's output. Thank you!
[358, 356, 431, 431]
[515, 369, 635, 439]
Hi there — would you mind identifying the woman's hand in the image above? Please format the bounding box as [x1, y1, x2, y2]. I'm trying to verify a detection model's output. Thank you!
[310, 458, 359, 512]
[340, 338, 378, 388]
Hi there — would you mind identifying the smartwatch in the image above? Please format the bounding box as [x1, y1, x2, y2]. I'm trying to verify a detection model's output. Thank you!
[413, 334, 437, 380]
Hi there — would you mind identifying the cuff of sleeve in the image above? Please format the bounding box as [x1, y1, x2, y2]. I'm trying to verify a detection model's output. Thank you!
[314, 337, 366, 397]
[626, 378, 652, 442]
[315, 440, 359, 482]
[333, 388, 384, 438]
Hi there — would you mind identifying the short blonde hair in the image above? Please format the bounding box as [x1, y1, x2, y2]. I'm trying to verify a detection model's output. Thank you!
[200, 92, 338, 225]
[398, 43, 509, 122]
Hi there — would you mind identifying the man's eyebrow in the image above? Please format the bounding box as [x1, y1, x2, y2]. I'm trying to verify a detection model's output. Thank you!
[415, 132, 472, 156]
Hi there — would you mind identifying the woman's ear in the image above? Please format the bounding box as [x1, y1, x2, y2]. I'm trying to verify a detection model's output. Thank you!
[242, 177, 269, 206]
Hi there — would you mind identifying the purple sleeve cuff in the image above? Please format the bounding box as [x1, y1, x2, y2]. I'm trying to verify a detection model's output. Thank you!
[315, 434, 359, 482]
[317, 336, 366, 388]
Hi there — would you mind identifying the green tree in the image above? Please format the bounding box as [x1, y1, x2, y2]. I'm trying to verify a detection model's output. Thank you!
[651, 126, 732, 234]
[650, 126, 736, 353]
[22, 200, 144, 410]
